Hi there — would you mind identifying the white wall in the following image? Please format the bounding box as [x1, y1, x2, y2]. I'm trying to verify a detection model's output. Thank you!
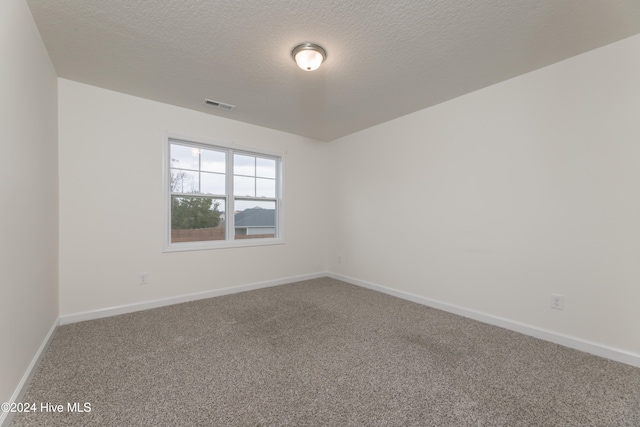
[58, 79, 329, 316]
[328, 34, 640, 356]
[0, 0, 59, 408]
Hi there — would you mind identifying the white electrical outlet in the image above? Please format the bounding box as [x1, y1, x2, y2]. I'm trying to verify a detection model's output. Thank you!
[139, 273, 149, 285]
[550, 294, 564, 310]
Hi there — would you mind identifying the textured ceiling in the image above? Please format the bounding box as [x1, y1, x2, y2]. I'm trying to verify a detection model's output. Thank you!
[26, 0, 640, 141]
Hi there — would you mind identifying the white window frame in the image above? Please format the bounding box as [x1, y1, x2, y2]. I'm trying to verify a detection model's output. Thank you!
[163, 133, 285, 252]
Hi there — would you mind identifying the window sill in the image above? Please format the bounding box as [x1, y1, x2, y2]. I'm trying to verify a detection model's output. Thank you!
[163, 237, 285, 253]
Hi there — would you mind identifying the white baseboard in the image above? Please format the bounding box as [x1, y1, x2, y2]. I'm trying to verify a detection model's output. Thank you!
[60, 271, 328, 325]
[329, 272, 640, 369]
[1, 318, 59, 427]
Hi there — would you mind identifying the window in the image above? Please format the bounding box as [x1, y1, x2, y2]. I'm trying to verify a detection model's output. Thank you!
[165, 136, 283, 251]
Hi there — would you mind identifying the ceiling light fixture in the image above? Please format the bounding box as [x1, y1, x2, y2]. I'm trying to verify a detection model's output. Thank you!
[291, 43, 326, 71]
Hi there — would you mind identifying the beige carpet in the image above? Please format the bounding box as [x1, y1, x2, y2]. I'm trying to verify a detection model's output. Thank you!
[11, 277, 640, 426]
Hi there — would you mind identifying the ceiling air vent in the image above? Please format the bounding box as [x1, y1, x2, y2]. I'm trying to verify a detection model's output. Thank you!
[203, 99, 236, 110]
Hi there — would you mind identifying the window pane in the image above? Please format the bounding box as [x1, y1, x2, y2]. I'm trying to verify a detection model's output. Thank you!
[256, 158, 276, 178]
[171, 144, 200, 170]
[234, 201, 276, 240]
[201, 172, 225, 195]
[234, 154, 255, 176]
[201, 149, 225, 173]
[170, 169, 199, 193]
[256, 178, 276, 198]
[234, 175, 255, 197]
[171, 197, 226, 243]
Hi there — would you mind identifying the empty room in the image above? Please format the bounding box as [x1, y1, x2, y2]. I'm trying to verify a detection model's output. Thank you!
[2, 0, 640, 425]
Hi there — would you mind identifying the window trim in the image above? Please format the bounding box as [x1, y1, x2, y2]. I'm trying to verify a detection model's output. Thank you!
[163, 132, 285, 252]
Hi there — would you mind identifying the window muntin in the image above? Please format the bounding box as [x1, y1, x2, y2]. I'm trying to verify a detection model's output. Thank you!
[167, 137, 282, 250]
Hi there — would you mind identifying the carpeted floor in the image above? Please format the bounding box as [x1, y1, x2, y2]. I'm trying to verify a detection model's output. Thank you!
[11, 277, 640, 426]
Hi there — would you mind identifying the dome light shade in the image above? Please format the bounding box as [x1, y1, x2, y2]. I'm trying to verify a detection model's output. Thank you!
[292, 43, 326, 71]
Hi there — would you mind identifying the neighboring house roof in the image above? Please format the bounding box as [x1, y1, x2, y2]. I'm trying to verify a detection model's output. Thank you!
[234, 208, 275, 228]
